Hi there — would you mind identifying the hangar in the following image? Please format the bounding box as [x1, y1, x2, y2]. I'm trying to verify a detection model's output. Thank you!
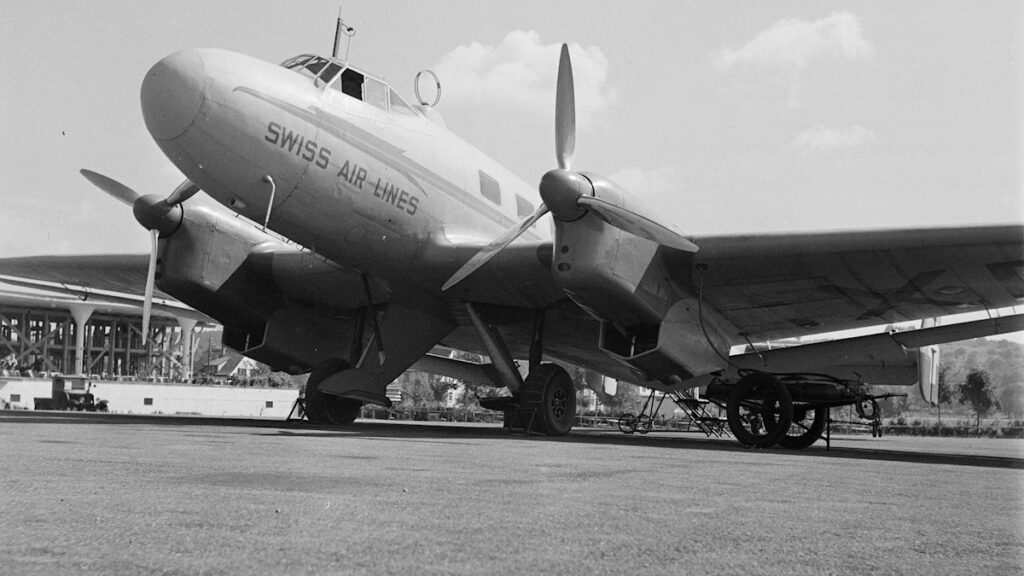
[0, 281, 207, 382]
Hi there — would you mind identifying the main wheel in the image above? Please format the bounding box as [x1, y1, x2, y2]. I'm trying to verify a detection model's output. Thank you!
[520, 363, 576, 436]
[726, 373, 793, 448]
[304, 359, 363, 426]
[778, 406, 826, 449]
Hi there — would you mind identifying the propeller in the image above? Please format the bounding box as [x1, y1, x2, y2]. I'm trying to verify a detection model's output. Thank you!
[80, 169, 197, 343]
[442, 44, 697, 292]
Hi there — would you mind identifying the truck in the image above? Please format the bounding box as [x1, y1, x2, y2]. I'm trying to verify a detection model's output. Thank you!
[34, 375, 109, 412]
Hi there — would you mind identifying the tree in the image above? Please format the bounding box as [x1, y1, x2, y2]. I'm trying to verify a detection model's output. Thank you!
[958, 369, 999, 432]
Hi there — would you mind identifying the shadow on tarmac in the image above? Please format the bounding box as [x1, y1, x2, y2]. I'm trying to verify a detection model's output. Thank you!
[4, 409, 1022, 470]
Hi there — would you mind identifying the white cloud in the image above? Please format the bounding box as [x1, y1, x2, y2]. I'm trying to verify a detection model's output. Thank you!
[432, 30, 616, 127]
[715, 11, 872, 72]
[788, 125, 877, 153]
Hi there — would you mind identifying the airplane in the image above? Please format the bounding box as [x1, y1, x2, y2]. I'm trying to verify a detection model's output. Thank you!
[1, 26, 1021, 450]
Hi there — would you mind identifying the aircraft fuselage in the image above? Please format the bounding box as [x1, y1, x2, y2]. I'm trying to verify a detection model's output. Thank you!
[142, 49, 547, 293]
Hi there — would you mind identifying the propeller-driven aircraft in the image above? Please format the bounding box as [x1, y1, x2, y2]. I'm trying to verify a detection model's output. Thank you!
[2, 34, 1021, 449]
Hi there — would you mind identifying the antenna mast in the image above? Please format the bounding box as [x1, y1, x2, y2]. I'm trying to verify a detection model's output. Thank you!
[332, 7, 356, 61]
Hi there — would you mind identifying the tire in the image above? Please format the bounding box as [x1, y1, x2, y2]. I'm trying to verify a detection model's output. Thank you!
[304, 359, 362, 426]
[520, 363, 576, 436]
[778, 407, 826, 449]
[618, 413, 637, 434]
[637, 414, 654, 435]
[726, 373, 793, 448]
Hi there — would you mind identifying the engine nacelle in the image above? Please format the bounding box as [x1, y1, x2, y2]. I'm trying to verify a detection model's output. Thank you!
[157, 205, 358, 373]
[550, 173, 684, 329]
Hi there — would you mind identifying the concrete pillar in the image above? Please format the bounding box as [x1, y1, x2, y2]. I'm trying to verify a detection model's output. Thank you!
[177, 317, 198, 383]
[68, 304, 95, 376]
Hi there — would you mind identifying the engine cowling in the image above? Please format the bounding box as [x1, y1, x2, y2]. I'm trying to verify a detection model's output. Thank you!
[157, 205, 360, 374]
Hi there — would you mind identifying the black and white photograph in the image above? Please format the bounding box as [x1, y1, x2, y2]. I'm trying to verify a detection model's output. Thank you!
[1, 2, 1022, 574]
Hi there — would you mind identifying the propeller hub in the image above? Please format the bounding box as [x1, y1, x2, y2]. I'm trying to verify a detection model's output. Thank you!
[133, 194, 183, 237]
[539, 169, 590, 221]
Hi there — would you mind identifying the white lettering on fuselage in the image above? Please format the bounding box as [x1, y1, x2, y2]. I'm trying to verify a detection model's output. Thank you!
[264, 122, 331, 169]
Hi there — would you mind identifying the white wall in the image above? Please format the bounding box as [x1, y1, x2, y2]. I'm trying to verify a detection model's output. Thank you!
[0, 378, 300, 418]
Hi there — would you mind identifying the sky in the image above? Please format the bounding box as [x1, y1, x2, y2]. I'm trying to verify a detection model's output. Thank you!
[1, 1, 1021, 259]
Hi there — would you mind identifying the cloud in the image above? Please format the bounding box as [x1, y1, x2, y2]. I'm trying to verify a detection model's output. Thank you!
[714, 11, 872, 72]
[788, 125, 877, 153]
[432, 30, 616, 127]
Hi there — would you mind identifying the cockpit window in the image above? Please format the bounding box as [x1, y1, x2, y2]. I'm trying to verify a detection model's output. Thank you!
[363, 78, 387, 111]
[335, 68, 364, 99]
[303, 57, 329, 77]
[280, 55, 313, 69]
[318, 62, 343, 85]
[389, 89, 417, 116]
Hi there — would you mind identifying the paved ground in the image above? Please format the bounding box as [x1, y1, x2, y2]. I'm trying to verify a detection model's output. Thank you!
[1, 412, 1022, 575]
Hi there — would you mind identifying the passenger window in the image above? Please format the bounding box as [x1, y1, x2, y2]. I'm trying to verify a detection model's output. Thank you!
[515, 195, 535, 218]
[479, 171, 501, 205]
[364, 78, 387, 110]
[389, 89, 417, 116]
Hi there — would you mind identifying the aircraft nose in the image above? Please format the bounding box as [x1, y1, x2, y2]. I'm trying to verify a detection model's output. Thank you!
[141, 50, 204, 140]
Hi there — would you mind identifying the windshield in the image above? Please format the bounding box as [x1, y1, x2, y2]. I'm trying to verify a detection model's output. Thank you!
[281, 55, 421, 118]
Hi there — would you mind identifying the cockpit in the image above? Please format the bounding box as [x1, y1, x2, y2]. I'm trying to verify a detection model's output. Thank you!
[280, 54, 419, 117]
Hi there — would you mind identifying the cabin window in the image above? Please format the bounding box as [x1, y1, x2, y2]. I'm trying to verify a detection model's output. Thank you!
[143, 398, 153, 406]
[515, 195, 535, 218]
[9, 394, 20, 403]
[479, 171, 501, 205]
[364, 78, 388, 110]
[390, 89, 417, 116]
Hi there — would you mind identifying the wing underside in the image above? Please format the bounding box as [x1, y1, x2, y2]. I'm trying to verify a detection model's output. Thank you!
[692, 225, 1023, 342]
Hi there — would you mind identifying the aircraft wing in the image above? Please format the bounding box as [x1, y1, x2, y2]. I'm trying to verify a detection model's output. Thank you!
[0, 248, 377, 320]
[691, 225, 1023, 342]
[0, 254, 159, 297]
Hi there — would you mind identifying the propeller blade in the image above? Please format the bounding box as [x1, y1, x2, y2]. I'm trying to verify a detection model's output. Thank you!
[141, 229, 159, 345]
[577, 196, 699, 252]
[555, 44, 575, 170]
[442, 203, 551, 291]
[165, 179, 201, 205]
[80, 169, 141, 205]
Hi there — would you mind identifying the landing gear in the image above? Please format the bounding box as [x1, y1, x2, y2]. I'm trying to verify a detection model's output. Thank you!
[304, 359, 363, 425]
[519, 363, 576, 436]
[726, 372, 793, 448]
[778, 406, 826, 449]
